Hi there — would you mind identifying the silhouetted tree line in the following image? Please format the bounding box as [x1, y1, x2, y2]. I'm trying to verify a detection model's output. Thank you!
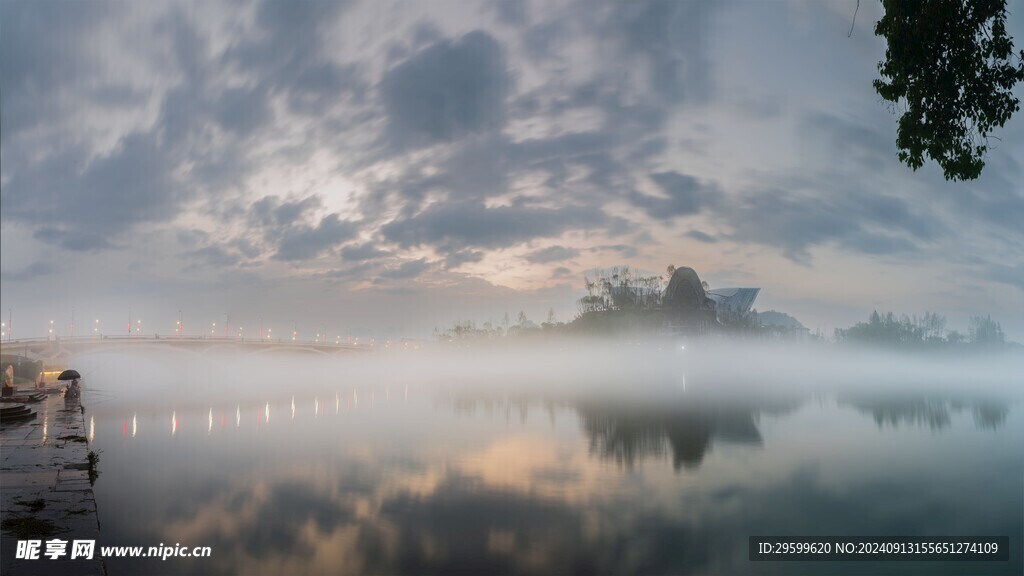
[435, 308, 566, 341]
[834, 310, 1008, 349]
[577, 266, 664, 315]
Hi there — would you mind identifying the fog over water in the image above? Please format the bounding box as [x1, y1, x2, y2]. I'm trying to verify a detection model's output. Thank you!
[73, 340, 1023, 413]
[68, 341, 1022, 575]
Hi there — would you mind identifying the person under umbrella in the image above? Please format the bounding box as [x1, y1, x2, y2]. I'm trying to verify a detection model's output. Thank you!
[58, 369, 81, 398]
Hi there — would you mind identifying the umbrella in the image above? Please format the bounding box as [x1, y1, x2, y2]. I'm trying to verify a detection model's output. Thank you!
[57, 369, 81, 381]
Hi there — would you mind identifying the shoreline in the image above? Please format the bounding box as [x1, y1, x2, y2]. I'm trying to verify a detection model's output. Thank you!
[0, 391, 106, 575]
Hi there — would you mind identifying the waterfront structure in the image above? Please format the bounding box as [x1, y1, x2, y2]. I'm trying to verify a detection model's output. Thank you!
[575, 266, 761, 334]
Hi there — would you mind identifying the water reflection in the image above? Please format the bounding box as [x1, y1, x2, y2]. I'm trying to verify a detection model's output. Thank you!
[839, 394, 1009, 430]
[577, 400, 796, 470]
[87, 381, 1020, 576]
[451, 393, 801, 471]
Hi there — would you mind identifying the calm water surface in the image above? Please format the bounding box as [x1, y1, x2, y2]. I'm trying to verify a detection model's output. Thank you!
[75, 346, 1022, 575]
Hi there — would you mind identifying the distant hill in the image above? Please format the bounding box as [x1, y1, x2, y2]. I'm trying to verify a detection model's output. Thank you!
[755, 310, 806, 330]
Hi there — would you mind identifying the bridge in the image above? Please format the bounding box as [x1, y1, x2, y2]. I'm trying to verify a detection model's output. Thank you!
[0, 335, 381, 362]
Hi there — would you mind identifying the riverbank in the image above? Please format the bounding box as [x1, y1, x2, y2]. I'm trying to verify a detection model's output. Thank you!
[0, 391, 105, 575]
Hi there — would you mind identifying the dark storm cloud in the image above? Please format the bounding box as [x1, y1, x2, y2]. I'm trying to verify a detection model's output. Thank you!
[273, 214, 359, 261]
[381, 201, 608, 251]
[379, 258, 431, 280]
[525, 246, 580, 264]
[629, 171, 719, 219]
[382, 31, 508, 147]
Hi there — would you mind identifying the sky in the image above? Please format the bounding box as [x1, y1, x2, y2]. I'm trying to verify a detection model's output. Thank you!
[1, 0, 1022, 340]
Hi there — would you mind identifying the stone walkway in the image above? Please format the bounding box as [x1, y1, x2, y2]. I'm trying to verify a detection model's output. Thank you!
[1, 392, 106, 575]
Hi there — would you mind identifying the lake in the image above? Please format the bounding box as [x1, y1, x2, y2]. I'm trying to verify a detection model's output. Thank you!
[74, 343, 1022, 575]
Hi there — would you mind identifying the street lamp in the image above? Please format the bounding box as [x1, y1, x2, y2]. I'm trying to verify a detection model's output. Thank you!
[49, 320, 54, 340]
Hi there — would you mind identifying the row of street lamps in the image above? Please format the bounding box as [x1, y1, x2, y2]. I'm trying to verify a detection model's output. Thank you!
[0, 311, 356, 345]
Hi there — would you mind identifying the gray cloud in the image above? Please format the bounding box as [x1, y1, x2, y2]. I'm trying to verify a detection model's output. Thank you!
[3, 131, 182, 249]
[341, 243, 389, 262]
[715, 183, 939, 263]
[364, 129, 627, 224]
[2, 0, 1022, 339]
[214, 86, 273, 136]
[231, 0, 364, 117]
[685, 230, 717, 243]
[31, 228, 114, 252]
[1, 261, 56, 282]
[525, 245, 580, 264]
[382, 31, 508, 147]
[186, 245, 242, 268]
[381, 201, 607, 251]
[492, 0, 528, 26]
[600, 1, 719, 103]
[593, 244, 638, 258]
[251, 196, 322, 229]
[379, 258, 431, 280]
[273, 215, 359, 261]
[629, 171, 719, 219]
[0, 1, 107, 142]
[551, 266, 573, 279]
[802, 112, 896, 173]
[987, 263, 1024, 290]
[444, 250, 485, 270]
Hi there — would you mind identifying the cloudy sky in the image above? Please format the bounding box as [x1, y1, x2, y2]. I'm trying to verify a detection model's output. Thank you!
[1, 0, 1022, 339]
